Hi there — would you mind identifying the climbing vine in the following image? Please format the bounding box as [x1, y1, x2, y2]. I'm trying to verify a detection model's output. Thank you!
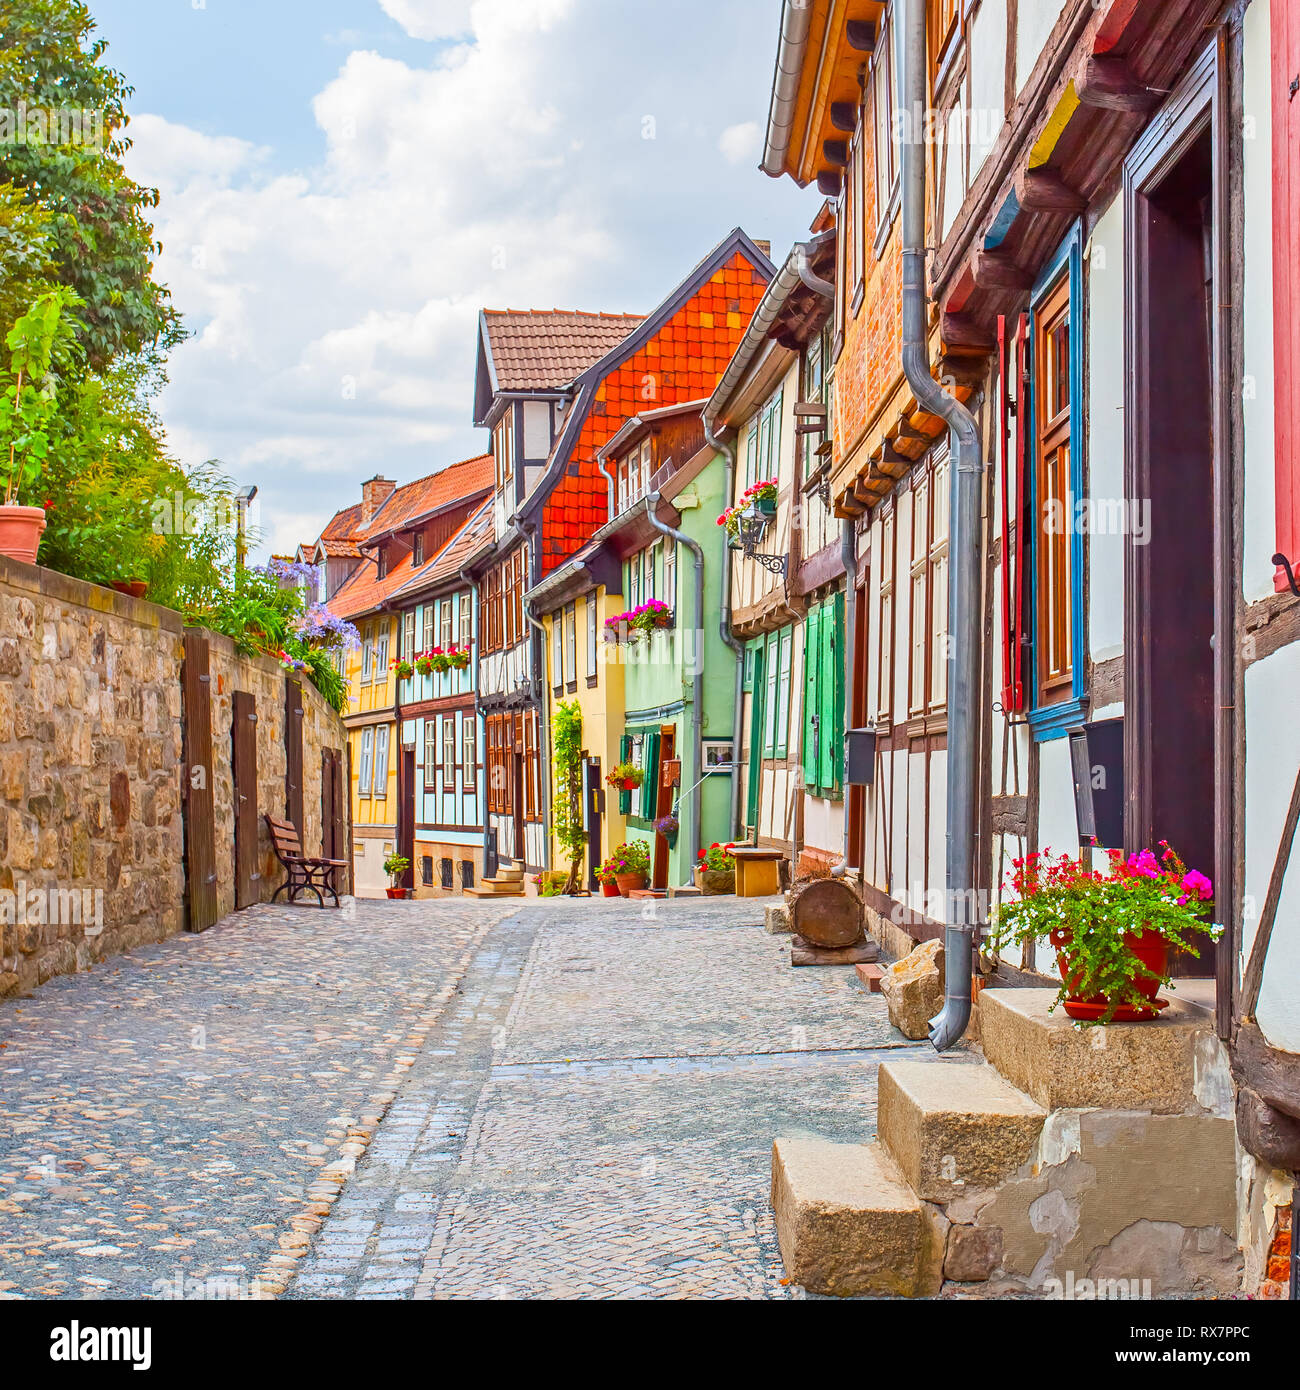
[552, 700, 587, 894]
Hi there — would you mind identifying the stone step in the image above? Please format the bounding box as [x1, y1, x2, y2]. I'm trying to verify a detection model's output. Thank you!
[855, 962, 885, 992]
[770, 1138, 941, 1297]
[877, 1060, 1046, 1202]
[979, 989, 1215, 1114]
[463, 880, 524, 899]
[493, 864, 525, 882]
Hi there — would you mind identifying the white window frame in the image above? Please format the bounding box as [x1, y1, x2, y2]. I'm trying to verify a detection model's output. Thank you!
[373, 726, 390, 799]
[359, 727, 375, 797]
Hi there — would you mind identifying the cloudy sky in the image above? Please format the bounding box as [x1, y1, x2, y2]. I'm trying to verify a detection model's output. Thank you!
[88, 0, 812, 557]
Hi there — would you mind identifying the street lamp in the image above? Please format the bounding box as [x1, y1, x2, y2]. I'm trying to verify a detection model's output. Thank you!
[235, 484, 258, 575]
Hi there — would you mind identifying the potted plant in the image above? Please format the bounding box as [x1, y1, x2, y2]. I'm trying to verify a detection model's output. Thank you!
[986, 844, 1220, 1026]
[695, 842, 738, 896]
[0, 291, 79, 565]
[596, 858, 622, 898]
[415, 652, 435, 677]
[744, 479, 779, 518]
[606, 762, 644, 793]
[444, 646, 471, 671]
[391, 658, 414, 681]
[655, 812, 679, 849]
[382, 852, 412, 900]
[610, 839, 651, 896]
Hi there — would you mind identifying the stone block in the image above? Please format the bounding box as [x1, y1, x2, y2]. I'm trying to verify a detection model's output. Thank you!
[979, 989, 1208, 1114]
[771, 1137, 941, 1298]
[945, 1224, 1003, 1283]
[764, 902, 793, 935]
[877, 1060, 1045, 1201]
[881, 938, 944, 1040]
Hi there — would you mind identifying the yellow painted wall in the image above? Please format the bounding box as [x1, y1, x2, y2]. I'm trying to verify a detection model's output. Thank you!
[542, 589, 626, 877]
[346, 614, 399, 831]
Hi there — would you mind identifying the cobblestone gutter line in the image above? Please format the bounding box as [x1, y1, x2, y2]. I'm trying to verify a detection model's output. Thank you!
[253, 907, 512, 1298]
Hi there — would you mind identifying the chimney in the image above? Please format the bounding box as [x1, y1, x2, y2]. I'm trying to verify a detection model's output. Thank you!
[361, 475, 396, 524]
[753, 239, 772, 260]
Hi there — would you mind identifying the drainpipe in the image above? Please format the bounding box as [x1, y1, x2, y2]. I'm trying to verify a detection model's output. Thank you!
[830, 519, 857, 879]
[460, 564, 492, 877]
[761, 0, 815, 178]
[703, 418, 747, 842]
[900, 0, 983, 1052]
[598, 455, 617, 520]
[646, 496, 704, 885]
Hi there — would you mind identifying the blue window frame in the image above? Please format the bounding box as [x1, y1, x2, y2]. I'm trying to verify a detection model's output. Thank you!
[1026, 222, 1087, 744]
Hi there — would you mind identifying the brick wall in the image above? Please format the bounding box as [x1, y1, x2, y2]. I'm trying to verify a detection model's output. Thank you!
[0, 557, 350, 997]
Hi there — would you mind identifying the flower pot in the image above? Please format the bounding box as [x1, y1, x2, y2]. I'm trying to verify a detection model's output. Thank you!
[755, 496, 777, 518]
[111, 579, 149, 600]
[601, 882, 622, 898]
[1051, 927, 1169, 1022]
[696, 868, 736, 897]
[0, 505, 46, 564]
[621, 778, 639, 791]
[386, 887, 412, 900]
[615, 872, 648, 897]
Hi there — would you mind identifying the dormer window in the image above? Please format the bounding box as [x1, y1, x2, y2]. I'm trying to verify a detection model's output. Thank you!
[413, 532, 425, 568]
[377, 548, 388, 580]
[616, 438, 653, 515]
[494, 409, 515, 492]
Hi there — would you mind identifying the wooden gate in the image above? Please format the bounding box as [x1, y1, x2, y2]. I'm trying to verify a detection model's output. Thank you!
[181, 630, 219, 933]
[284, 678, 304, 832]
[232, 690, 260, 909]
[322, 746, 348, 892]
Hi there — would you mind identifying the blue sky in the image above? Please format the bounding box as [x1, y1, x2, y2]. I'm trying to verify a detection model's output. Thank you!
[86, 0, 813, 556]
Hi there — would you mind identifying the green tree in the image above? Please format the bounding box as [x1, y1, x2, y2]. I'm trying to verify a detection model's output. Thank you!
[552, 701, 587, 895]
[0, 0, 182, 368]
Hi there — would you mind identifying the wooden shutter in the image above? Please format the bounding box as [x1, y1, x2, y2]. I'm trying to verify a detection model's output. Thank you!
[641, 732, 661, 820]
[803, 606, 822, 790]
[820, 593, 845, 792]
[1274, 9, 1300, 585]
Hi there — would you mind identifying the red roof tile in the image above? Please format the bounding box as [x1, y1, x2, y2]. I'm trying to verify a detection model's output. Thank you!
[361, 453, 493, 538]
[481, 310, 645, 392]
[395, 500, 493, 600]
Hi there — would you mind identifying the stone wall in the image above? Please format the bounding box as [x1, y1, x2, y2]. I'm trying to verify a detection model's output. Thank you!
[0, 557, 350, 997]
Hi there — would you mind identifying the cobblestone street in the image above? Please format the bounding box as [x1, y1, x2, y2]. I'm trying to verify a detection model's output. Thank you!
[0, 894, 947, 1301]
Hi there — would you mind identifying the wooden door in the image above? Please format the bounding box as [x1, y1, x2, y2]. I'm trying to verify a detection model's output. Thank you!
[585, 757, 603, 892]
[653, 726, 676, 890]
[321, 748, 336, 858]
[746, 644, 765, 837]
[182, 630, 218, 933]
[232, 690, 260, 909]
[284, 678, 304, 833]
[399, 747, 416, 892]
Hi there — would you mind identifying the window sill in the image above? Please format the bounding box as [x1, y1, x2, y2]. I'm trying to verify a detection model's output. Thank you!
[850, 280, 865, 320]
[586, 675, 598, 689]
[1027, 696, 1090, 744]
[873, 185, 901, 261]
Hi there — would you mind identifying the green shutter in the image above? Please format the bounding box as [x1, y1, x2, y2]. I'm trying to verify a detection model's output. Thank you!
[745, 424, 759, 490]
[803, 607, 822, 789]
[819, 600, 838, 792]
[775, 628, 793, 759]
[747, 643, 765, 832]
[832, 590, 847, 792]
[641, 732, 660, 820]
[763, 632, 779, 757]
[619, 734, 633, 815]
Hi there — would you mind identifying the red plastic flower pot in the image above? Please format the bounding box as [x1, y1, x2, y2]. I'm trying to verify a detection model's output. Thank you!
[621, 778, 639, 791]
[386, 888, 408, 900]
[1050, 927, 1169, 1022]
[601, 882, 622, 898]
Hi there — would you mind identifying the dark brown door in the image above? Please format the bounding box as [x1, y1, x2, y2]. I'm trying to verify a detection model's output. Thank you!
[232, 690, 260, 909]
[512, 751, 525, 866]
[285, 678, 304, 833]
[321, 748, 336, 858]
[653, 726, 676, 891]
[585, 757, 603, 892]
[182, 631, 219, 933]
[400, 747, 416, 892]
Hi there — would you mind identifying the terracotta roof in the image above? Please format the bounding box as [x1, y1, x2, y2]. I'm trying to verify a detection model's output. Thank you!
[395, 500, 493, 600]
[329, 552, 413, 622]
[361, 453, 493, 538]
[481, 310, 646, 393]
[319, 538, 363, 559]
[320, 502, 363, 543]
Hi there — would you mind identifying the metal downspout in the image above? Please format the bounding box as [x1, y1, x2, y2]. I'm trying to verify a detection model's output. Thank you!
[761, 0, 815, 178]
[831, 518, 857, 878]
[645, 497, 705, 886]
[598, 456, 617, 520]
[703, 419, 747, 842]
[900, 0, 983, 1052]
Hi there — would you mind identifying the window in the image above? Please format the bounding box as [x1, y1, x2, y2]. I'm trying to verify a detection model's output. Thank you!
[375, 625, 389, 678]
[359, 727, 374, 796]
[930, 452, 950, 709]
[586, 597, 599, 682]
[1034, 272, 1074, 703]
[871, 3, 900, 233]
[877, 506, 896, 723]
[617, 439, 653, 514]
[373, 726, 390, 798]
[486, 713, 512, 816]
[763, 631, 779, 756]
[422, 603, 433, 656]
[845, 124, 864, 309]
[494, 409, 515, 491]
[803, 595, 847, 796]
[775, 627, 793, 758]
[563, 602, 577, 689]
[905, 455, 950, 717]
[663, 541, 677, 616]
[462, 717, 477, 781]
[646, 542, 660, 604]
[458, 592, 472, 649]
[523, 711, 539, 819]
[377, 548, 388, 581]
[424, 721, 436, 790]
[440, 599, 453, 654]
[930, 0, 960, 80]
[910, 473, 930, 716]
[443, 716, 457, 786]
[551, 611, 563, 693]
[361, 628, 373, 684]
[413, 532, 425, 568]
[403, 611, 415, 662]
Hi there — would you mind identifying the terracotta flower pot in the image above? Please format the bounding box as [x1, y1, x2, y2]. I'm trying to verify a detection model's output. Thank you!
[111, 579, 149, 600]
[1050, 926, 1169, 1022]
[386, 887, 409, 900]
[615, 872, 648, 897]
[600, 882, 621, 898]
[0, 505, 46, 564]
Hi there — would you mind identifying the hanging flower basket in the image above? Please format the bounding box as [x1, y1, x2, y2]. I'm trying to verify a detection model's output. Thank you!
[391, 658, 414, 681]
[415, 655, 434, 677]
[606, 762, 643, 792]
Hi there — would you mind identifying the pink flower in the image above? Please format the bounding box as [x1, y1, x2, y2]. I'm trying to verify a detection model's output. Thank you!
[1182, 869, 1213, 901]
[1126, 849, 1162, 880]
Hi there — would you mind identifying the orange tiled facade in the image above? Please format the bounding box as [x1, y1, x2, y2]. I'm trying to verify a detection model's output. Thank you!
[539, 252, 768, 574]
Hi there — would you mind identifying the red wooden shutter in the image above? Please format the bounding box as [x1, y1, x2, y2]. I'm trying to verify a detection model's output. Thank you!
[1274, 6, 1300, 589]
[999, 314, 1030, 713]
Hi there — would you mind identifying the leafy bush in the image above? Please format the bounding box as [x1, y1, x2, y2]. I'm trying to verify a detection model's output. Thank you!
[610, 840, 650, 878]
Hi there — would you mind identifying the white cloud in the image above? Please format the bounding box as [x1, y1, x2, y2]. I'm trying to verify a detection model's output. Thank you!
[719, 120, 761, 166]
[376, 0, 474, 41]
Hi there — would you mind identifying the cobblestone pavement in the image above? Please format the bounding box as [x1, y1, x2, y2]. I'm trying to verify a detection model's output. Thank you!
[0, 898, 514, 1300]
[290, 895, 962, 1300]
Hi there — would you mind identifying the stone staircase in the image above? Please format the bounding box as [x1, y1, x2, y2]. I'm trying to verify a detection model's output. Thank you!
[464, 859, 527, 900]
[771, 988, 1241, 1297]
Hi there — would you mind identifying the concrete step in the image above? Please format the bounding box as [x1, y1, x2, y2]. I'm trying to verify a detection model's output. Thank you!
[493, 864, 525, 882]
[979, 989, 1213, 1114]
[770, 1138, 941, 1297]
[877, 1060, 1046, 1202]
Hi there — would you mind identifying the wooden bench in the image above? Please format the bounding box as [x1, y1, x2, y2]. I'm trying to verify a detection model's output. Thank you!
[729, 846, 786, 899]
[265, 815, 348, 908]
